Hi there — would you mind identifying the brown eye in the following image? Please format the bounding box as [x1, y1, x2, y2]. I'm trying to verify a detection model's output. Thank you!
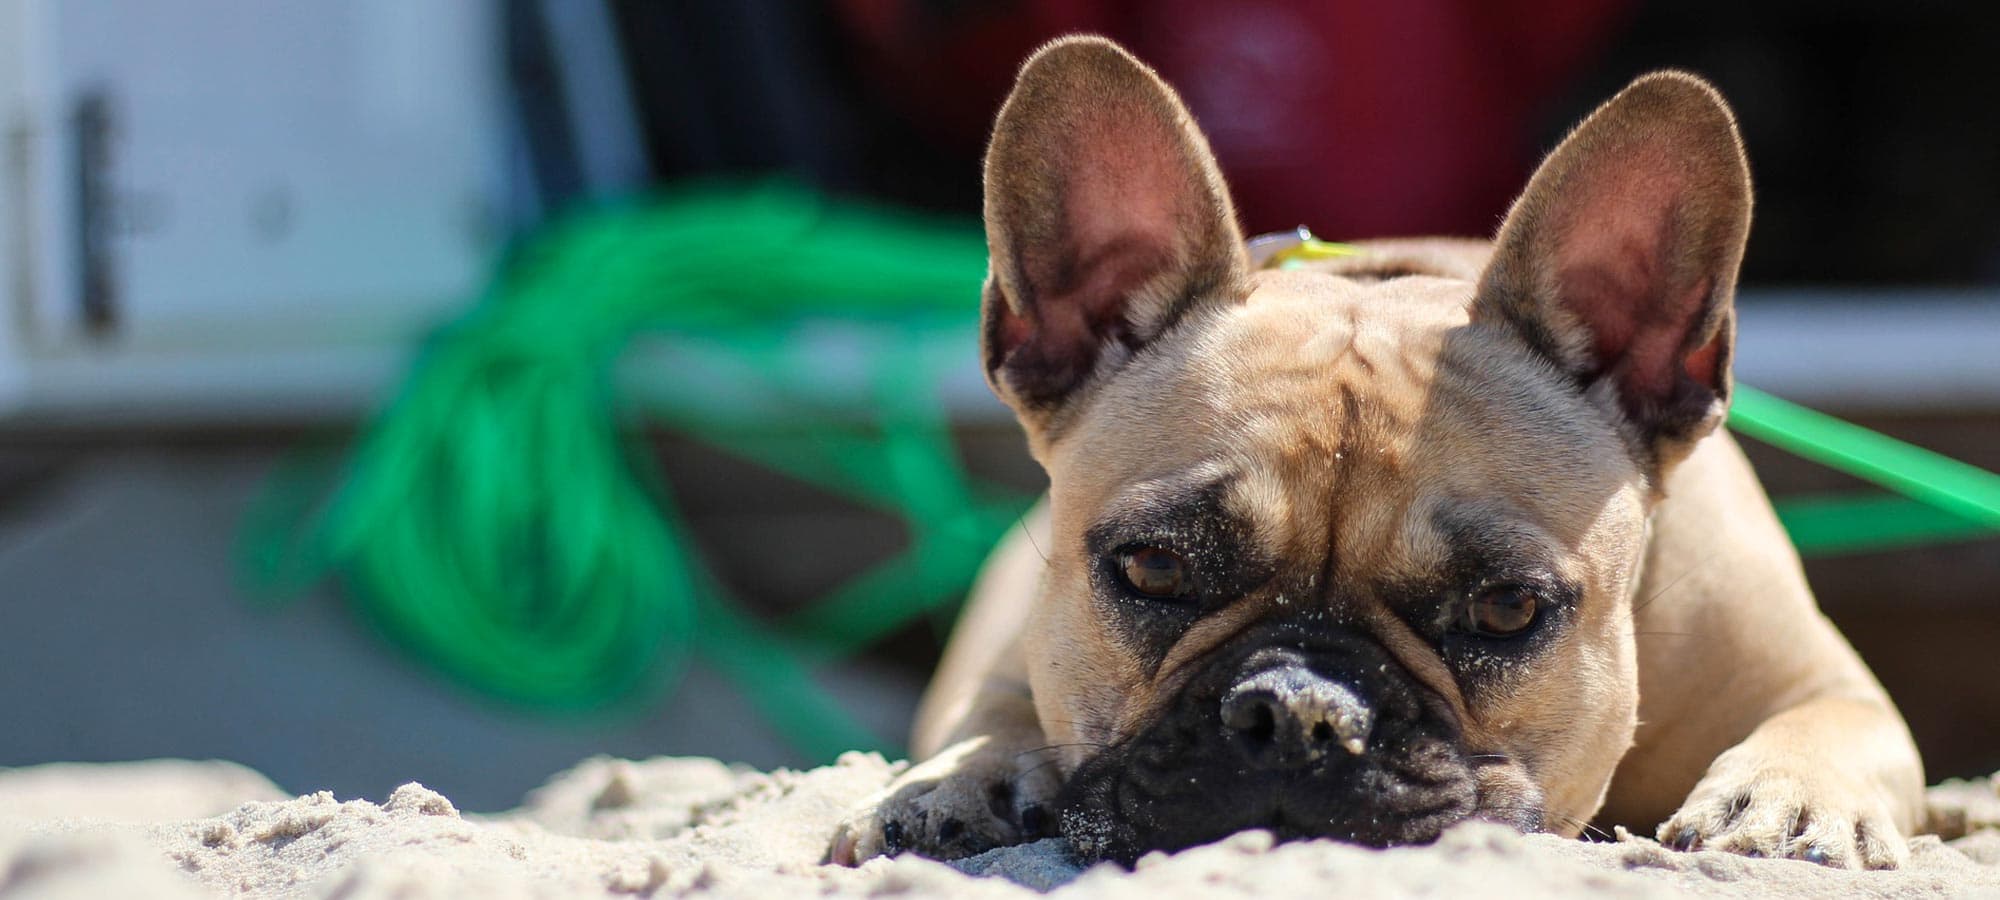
[1120, 546, 1192, 598]
[1464, 587, 1539, 636]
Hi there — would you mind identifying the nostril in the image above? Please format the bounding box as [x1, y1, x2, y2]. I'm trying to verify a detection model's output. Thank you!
[1310, 721, 1334, 744]
[1245, 702, 1276, 744]
[1221, 691, 1280, 746]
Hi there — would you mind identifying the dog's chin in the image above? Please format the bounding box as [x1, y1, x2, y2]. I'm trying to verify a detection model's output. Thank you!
[1055, 740, 1539, 865]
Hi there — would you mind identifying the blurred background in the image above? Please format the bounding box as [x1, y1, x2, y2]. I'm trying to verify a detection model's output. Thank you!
[1, 0, 1996, 812]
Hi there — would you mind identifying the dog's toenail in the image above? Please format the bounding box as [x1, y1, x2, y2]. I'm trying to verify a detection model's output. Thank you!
[1670, 829, 1697, 851]
[883, 821, 907, 854]
[1021, 804, 1049, 838]
[830, 830, 858, 866]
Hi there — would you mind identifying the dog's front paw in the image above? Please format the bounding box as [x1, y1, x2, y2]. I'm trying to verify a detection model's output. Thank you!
[1659, 749, 1909, 869]
[828, 735, 1063, 864]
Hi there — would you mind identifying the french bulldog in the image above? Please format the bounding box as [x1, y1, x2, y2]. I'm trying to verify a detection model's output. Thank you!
[831, 35, 1925, 870]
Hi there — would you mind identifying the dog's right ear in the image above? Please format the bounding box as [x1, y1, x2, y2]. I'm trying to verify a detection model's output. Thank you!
[981, 36, 1247, 444]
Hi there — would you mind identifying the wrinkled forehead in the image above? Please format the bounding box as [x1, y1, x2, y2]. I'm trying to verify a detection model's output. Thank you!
[1048, 270, 1641, 582]
[1050, 271, 1472, 486]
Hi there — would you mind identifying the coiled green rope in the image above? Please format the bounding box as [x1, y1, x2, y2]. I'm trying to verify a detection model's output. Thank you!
[240, 183, 1006, 743]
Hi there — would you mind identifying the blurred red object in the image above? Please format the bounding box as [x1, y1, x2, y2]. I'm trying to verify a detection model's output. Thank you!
[838, 0, 1632, 238]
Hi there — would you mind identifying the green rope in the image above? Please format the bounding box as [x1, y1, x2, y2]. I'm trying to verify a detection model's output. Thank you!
[240, 183, 1014, 740]
[1732, 385, 2000, 537]
[1769, 494, 1996, 557]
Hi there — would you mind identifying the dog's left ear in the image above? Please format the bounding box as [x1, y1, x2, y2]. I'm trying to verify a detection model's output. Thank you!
[1475, 71, 1751, 471]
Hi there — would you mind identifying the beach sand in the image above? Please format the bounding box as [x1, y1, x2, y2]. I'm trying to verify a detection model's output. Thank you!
[4, 754, 1999, 898]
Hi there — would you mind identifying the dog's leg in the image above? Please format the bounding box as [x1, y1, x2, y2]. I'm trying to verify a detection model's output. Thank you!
[829, 504, 1061, 863]
[1605, 434, 1925, 868]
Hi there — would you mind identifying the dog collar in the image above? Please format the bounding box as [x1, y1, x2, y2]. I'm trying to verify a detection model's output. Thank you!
[1247, 226, 1359, 270]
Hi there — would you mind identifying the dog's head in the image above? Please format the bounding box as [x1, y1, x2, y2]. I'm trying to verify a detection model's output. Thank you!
[978, 37, 1751, 863]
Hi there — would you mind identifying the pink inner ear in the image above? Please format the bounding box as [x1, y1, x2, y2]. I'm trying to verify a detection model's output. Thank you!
[1010, 110, 1195, 371]
[1550, 142, 1722, 404]
[1058, 114, 1187, 300]
[1071, 115, 1182, 237]
[992, 101, 1210, 406]
[1682, 324, 1723, 388]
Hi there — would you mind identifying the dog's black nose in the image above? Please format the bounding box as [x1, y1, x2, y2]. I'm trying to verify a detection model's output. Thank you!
[1220, 665, 1373, 768]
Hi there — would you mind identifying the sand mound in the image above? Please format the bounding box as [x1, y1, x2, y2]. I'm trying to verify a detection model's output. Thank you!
[3, 755, 1999, 898]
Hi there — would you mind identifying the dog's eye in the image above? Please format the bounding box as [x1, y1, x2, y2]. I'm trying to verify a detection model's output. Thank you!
[1462, 586, 1539, 636]
[1119, 546, 1192, 599]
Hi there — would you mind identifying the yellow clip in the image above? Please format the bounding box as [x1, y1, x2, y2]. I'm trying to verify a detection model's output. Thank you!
[1248, 226, 1360, 270]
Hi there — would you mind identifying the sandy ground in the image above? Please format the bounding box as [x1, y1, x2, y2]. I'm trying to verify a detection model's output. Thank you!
[3, 755, 2000, 899]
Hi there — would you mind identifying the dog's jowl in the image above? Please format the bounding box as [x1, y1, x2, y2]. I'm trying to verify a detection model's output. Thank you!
[830, 35, 1924, 871]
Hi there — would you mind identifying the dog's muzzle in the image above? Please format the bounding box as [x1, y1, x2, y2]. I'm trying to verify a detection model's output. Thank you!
[1055, 625, 1481, 864]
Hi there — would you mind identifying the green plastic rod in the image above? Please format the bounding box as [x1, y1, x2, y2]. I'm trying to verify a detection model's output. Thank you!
[1730, 385, 2000, 529]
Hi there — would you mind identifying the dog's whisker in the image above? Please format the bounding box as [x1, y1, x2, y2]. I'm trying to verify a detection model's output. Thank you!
[1631, 568, 1699, 617]
[1567, 819, 1615, 842]
[1480, 805, 1611, 842]
[1012, 742, 1106, 760]
[1037, 719, 1139, 745]
[1627, 544, 1724, 620]
[1019, 516, 1050, 564]
[1013, 757, 1069, 783]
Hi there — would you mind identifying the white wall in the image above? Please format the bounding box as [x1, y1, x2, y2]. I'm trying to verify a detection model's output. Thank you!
[0, 0, 505, 422]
